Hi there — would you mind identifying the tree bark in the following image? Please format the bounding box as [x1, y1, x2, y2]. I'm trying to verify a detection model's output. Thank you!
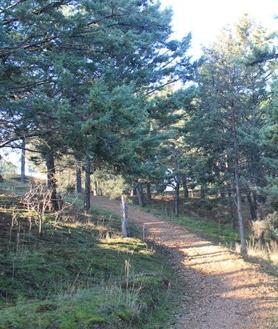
[174, 177, 180, 217]
[247, 191, 257, 220]
[234, 167, 247, 255]
[121, 195, 129, 237]
[130, 188, 135, 197]
[84, 154, 91, 211]
[136, 183, 144, 207]
[229, 196, 237, 230]
[93, 180, 98, 196]
[200, 184, 206, 199]
[146, 183, 151, 202]
[20, 138, 26, 183]
[45, 151, 58, 211]
[182, 177, 189, 200]
[75, 163, 82, 194]
[232, 115, 247, 255]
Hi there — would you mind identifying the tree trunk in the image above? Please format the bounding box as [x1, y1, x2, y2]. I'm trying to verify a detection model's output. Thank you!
[252, 191, 258, 217]
[182, 177, 189, 200]
[75, 164, 82, 194]
[232, 134, 246, 255]
[174, 178, 180, 217]
[136, 184, 144, 207]
[130, 188, 135, 197]
[231, 104, 247, 256]
[121, 195, 129, 237]
[93, 180, 98, 196]
[219, 187, 225, 198]
[234, 168, 246, 255]
[146, 183, 151, 202]
[229, 196, 236, 230]
[45, 151, 58, 211]
[247, 191, 257, 220]
[200, 184, 206, 199]
[20, 138, 26, 183]
[84, 154, 91, 211]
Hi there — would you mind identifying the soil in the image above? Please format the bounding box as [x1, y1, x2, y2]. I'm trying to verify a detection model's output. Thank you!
[93, 196, 278, 329]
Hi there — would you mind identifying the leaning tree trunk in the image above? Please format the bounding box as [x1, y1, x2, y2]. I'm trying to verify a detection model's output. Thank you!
[45, 151, 58, 211]
[121, 195, 129, 237]
[75, 163, 82, 194]
[84, 154, 91, 211]
[20, 138, 26, 183]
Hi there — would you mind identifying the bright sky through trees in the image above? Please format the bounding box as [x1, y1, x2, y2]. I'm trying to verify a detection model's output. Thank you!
[161, 0, 278, 55]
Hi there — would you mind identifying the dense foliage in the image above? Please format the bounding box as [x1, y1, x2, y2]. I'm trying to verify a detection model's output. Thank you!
[1, 2, 277, 254]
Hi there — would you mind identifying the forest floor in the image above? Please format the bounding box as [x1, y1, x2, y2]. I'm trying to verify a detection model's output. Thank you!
[93, 196, 278, 329]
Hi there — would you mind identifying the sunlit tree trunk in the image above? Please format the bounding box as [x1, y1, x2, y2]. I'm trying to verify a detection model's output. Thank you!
[121, 194, 129, 237]
[84, 154, 91, 211]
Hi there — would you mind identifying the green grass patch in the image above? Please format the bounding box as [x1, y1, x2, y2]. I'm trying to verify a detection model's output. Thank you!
[174, 214, 240, 246]
[0, 180, 180, 329]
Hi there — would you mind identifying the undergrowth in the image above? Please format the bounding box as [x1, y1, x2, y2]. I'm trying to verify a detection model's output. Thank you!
[0, 179, 180, 329]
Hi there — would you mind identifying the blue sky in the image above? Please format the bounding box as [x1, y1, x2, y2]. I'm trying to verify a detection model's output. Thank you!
[160, 0, 278, 55]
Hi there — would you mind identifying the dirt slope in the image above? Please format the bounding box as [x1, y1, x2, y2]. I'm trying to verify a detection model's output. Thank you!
[93, 196, 278, 329]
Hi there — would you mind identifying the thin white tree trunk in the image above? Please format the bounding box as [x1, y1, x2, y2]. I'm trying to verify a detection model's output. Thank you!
[121, 195, 129, 237]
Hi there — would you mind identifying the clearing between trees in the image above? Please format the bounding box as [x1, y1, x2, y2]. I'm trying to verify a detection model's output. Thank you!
[93, 196, 278, 329]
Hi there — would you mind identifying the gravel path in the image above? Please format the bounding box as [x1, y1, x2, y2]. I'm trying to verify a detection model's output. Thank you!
[93, 196, 278, 329]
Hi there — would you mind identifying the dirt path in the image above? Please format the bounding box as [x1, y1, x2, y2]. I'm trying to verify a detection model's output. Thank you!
[93, 196, 278, 329]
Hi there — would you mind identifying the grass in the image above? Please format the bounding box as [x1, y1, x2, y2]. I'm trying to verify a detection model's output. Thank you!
[0, 178, 181, 329]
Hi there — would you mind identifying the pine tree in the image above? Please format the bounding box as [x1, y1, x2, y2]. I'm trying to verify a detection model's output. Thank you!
[186, 15, 275, 255]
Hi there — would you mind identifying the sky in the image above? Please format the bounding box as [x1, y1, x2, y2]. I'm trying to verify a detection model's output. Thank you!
[160, 0, 278, 55]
